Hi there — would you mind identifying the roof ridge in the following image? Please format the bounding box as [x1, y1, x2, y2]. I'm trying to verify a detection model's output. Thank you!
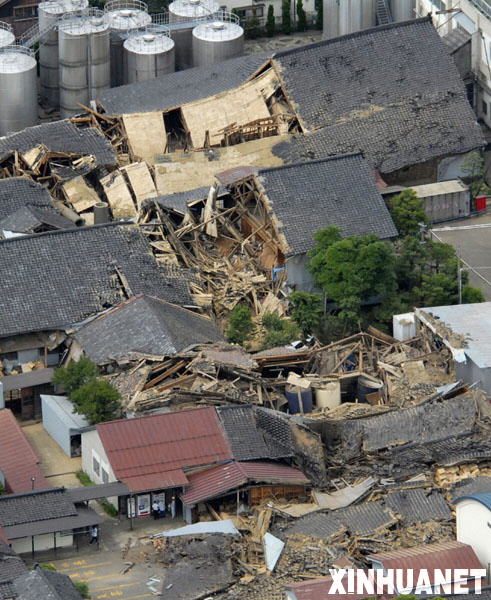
[0, 221, 133, 245]
[0, 487, 65, 501]
[96, 404, 214, 429]
[273, 16, 432, 59]
[257, 152, 364, 175]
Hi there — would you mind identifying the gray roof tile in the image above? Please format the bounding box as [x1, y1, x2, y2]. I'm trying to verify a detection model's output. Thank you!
[257, 154, 397, 256]
[99, 54, 268, 116]
[335, 501, 397, 535]
[0, 223, 193, 337]
[0, 489, 75, 527]
[385, 488, 452, 524]
[0, 205, 74, 234]
[73, 294, 223, 363]
[272, 18, 483, 173]
[13, 568, 83, 600]
[0, 179, 54, 221]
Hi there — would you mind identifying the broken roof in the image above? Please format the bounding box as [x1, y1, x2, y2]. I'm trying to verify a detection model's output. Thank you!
[0, 408, 49, 494]
[385, 488, 452, 524]
[0, 205, 74, 235]
[181, 460, 309, 506]
[256, 154, 397, 256]
[0, 121, 116, 167]
[217, 405, 293, 461]
[99, 54, 268, 116]
[96, 407, 232, 492]
[271, 18, 483, 173]
[13, 567, 84, 600]
[0, 178, 54, 220]
[72, 294, 223, 364]
[0, 223, 193, 338]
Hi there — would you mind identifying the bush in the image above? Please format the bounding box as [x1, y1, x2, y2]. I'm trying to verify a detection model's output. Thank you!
[289, 291, 323, 337]
[226, 305, 255, 345]
[266, 4, 275, 36]
[71, 379, 121, 425]
[261, 312, 301, 350]
[40, 564, 56, 571]
[462, 285, 485, 303]
[53, 357, 98, 396]
[76, 470, 94, 487]
[74, 580, 90, 598]
[100, 499, 118, 517]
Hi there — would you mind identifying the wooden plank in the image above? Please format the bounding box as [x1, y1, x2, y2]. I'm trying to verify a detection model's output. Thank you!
[62, 176, 100, 213]
[100, 171, 137, 219]
[121, 162, 157, 208]
[122, 112, 167, 163]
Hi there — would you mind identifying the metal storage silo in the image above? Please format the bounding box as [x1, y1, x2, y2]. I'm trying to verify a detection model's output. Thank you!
[389, 0, 415, 22]
[58, 9, 110, 119]
[124, 30, 175, 83]
[38, 0, 88, 108]
[0, 22, 15, 49]
[192, 12, 243, 67]
[168, 0, 218, 23]
[323, 0, 376, 39]
[0, 46, 37, 136]
[104, 0, 151, 87]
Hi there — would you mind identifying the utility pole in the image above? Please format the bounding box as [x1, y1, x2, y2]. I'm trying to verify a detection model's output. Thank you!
[457, 250, 463, 304]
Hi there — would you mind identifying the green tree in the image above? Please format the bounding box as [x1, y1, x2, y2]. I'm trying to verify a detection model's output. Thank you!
[296, 0, 306, 30]
[226, 304, 254, 345]
[461, 151, 491, 199]
[289, 291, 323, 336]
[388, 189, 429, 237]
[281, 0, 292, 34]
[315, 0, 322, 29]
[266, 4, 275, 36]
[74, 581, 90, 598]
[462, 284, 485, 303]
[53, 357, 98, 396]
[71, 379, 121, 425]
[308, 227, 397, 325]
[244, 8, 261, 39]
[261, 312, 301, 349]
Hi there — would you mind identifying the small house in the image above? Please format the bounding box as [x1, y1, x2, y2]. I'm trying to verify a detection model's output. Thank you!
[41, 395, 88, 458]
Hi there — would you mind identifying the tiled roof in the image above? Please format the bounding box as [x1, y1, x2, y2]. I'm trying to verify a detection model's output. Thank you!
[0, 223, 193, 337]
[279, 511, 345, 540]
[368, 540, 482, 576]
[453, 492, 491, 511]
[0, 178, 54, 221]
[0, 408, 49, 493]
[151, 186, 212, 214]
[96, 407, 233, 493]
[0, 554, 27, 584]
[13, 567, 84, 600]
[181, 460, 309, 506]
[272, 18, 483, 173]
[0, 581, 16, 599]
[0, 488, 75, 527]
[73, 294, 223, 364]
[0, 121, 116, 167]
[216, 405, 293, 461]
[452, 477, 491, 497]
[98, 54, 268, 116]
[257, 154, 397, 256]
[385, 488, 452, 524]
[0, 205, 74, 234]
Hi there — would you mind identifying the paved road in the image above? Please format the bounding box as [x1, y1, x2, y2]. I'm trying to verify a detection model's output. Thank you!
[52, 552, 157, 600]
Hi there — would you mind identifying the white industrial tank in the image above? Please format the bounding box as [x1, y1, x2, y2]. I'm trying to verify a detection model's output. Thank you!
[389, 0, 415, 22]
[58, 9, 110, 118]
[323, 0, 376, 39]
[104, 0, 151, 87]
[168, 0, 218, 22]
[192, 12, 243, 67]
[0, 46, 38, 136]
[38, 0, 88, 108]
[0, 22, 15, 49]
[124, 30, 175, 83]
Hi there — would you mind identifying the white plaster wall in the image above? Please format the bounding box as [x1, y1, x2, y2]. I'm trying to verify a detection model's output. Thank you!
[12, 532, 73, 555]
[81, 429, 119, 509]
[456, 499, 491, 569]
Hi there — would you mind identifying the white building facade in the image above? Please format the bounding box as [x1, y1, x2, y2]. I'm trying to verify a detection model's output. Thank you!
[455, 493, 491, 570]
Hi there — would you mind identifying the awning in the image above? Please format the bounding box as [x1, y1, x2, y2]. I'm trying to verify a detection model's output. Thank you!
[1, 369, 54, 392]
[3, 507, 103, 540]
[67, 482, 130, 502]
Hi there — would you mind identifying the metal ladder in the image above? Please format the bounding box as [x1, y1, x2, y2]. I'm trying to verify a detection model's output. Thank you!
[15, 19, 59, 49]
[376, 0, 393, 25]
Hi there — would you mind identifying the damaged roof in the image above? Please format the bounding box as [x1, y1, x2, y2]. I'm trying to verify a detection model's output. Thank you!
[217, 405, 293, 461]
[385, 488, 452, 524]
[0, 223, 193, 337]
[271, 18, 483, 173]
[181, 460, 309, 506]
[256, 154, 397, 255]
[98, 54, 268, 116]
[73, 294, 223, 364]
[0, 205, 74, 235]
[0, 121, 116, 167]
[96, 407, 233, 493]
[13, 567, 84, 600]
[0, 178, 54, 220]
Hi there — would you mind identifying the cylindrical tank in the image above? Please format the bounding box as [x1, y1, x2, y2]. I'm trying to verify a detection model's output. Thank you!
[104, 0, 151, 87]
[123, 30, 175, 83]
[168, 0, 218, 23]
[0, 46, 38, 136]
[285, 385, 313, 415]
[94, 201, 111, 224]
[357, 374, 383, 404]
[323, 0, 376, 39]
[0, 22, 15, 49]
[315, 381, 341, 410]
[389, 0, 415, 22]
[58, 9, 110, 119]
[192, 13, 243, 68]
[38, 0, 88, 107]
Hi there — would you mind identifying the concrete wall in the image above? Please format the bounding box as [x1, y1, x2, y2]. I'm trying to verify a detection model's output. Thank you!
[456, 499, 491, 569]
[12, 532, 73, 555]
[41, 397, 71, 457]
[81, 429, 118, 508]
[286, 253, 318, 293]
[455, 354, 491, 394]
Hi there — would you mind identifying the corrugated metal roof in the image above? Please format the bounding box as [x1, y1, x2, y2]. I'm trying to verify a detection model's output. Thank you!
[454, 492, 491, 510]
[287, 575, 370, 600]
[0, 408, 49, 493]
[181, 460, 308, 506]
[97, 407, 232, 493]
[368, 540, 482, 575]
[1, 368, 54, 393]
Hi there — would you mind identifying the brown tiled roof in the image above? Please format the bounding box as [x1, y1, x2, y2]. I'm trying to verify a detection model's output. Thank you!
[97, 407, 232, 493]
[0, 409, 49, 493]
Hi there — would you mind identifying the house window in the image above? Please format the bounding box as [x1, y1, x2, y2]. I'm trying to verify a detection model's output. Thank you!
[14, 5, 38, 20]
[92, 452, 100, 477]
[483, 100, 488, 115]
[235, 5, 264, 19]
[101, 467, 109, 484]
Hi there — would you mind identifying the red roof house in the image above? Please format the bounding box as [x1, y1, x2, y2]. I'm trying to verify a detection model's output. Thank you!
[0, 409, 48, 493]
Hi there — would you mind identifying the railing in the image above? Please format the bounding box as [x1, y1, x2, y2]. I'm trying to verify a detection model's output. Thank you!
[16, 22, 57, 47]
[470, 0, 491, 20]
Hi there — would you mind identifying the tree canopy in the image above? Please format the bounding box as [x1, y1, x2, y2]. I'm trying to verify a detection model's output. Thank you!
[53, 356, 98, 396]
[388, 189, 429, 237]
